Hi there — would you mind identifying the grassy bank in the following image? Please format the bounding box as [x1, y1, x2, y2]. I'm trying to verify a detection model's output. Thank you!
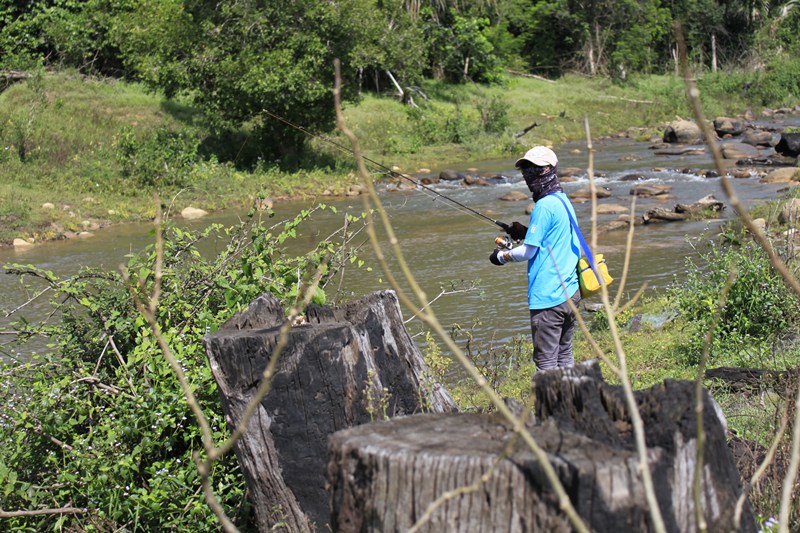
[0, 69, 761, 246]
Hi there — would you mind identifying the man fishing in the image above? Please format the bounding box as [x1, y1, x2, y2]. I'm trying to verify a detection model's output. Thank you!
[489, 146, 581, 370]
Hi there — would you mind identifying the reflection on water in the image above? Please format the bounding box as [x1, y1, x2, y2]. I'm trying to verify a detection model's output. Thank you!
[0, 136, 793, 359]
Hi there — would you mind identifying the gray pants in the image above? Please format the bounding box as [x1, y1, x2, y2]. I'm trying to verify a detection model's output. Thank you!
[529, 290, 581, 370]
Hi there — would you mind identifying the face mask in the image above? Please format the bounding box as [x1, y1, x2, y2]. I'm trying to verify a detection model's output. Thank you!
[521, 164, 562, 201]
[521, 166, 550, 180]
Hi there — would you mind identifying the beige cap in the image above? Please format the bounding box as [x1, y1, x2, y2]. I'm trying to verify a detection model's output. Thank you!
[515, 146, 558, 168]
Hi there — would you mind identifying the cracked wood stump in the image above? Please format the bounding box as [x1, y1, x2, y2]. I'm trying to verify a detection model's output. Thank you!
[203, 290, 456, 532]
[327, 361, 756, 533]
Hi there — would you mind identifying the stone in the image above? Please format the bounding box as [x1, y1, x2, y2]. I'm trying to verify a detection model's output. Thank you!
[721, 142, 761, 160]
[181, 206, 209, 220]
[630, 184, 672, 197]
[498, 191, 530, 202]
[41, 202, 55, 210]
[463, 175, 489, 186]
[569, 186, 612, 200]
[439, 169, 464, 181]
[663, 119, 704, 144]
[559, 167, 584, 178]
[713, 116, 746, 136]
[751, 218, 768, 235]
[775, 133, 800, 157]
[13, 238, 33, 248]
[741, 129, 774, 147]
[595, 203, 629, 215]
[761, 168, 800, 184]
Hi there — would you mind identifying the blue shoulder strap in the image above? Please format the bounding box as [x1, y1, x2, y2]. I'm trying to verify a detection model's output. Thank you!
[552, 193, 599, 277]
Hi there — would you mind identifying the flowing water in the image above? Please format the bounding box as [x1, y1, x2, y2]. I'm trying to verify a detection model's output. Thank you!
[2, 131, 798, 360]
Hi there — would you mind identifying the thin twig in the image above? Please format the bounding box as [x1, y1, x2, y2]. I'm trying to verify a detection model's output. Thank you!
[694, 268, 736, 532]
[334, 58, 590, 533]
[613, 195, 637, 311]
[676, 23, 800, 533]
[734, 402, 790, 528]
[584, 115, 667, 533]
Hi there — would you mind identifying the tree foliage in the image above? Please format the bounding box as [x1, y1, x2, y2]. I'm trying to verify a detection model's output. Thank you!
[2, 0, 800, 158]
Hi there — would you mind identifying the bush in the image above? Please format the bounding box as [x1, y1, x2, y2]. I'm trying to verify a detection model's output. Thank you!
[747, 55, 800, 107]
[668, 235, 800, 366]
[0, 205, 367, 530]
[115, 126, 201, 190]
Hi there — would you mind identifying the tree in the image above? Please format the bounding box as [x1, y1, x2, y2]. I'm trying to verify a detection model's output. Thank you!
[423, 10, 504, 82]
[111, 0, 370, 164]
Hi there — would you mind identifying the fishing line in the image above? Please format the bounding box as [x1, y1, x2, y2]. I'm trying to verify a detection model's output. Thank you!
[262, 109, 508, 229]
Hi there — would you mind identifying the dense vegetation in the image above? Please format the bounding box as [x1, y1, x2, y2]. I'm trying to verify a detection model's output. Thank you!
[2, 0, 800, 164]
[2, 0, 800, 531]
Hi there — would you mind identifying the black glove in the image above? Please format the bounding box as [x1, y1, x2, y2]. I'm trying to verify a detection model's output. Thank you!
[505, 221, 528, 241]
[489, 249, 504, 266]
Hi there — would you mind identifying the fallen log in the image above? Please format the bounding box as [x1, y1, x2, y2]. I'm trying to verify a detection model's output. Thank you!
[642, 207, 689, 223]
[328, 361, 755, 532]
[643, 195, 725, 223]
[203, 290, 456, 532]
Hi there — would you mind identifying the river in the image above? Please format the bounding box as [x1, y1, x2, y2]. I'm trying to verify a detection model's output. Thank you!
[1, 130, 798, 361]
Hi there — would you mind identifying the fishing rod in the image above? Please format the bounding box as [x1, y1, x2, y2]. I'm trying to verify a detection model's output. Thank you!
[263, 109, 511, 231]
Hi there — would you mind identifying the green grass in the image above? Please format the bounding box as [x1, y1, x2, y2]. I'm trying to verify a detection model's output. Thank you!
[0, 69, 772, 245]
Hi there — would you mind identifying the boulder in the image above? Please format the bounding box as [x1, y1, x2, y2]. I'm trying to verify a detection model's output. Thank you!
[630, 184, 672, 197]
[721, 142, 761, 160]
[181, 206, 209, 220]
[346, 184, 365, 196]
[439, 169, 465, 181]
[775, 133, 800, 157]
[713, 116, 747, 137]
[463, 175, 489, 186]
[12, 238, 33, 248]
[663, 119, 705, 144]
[741, 129, 774, 147]
[761, 167, 800, 184]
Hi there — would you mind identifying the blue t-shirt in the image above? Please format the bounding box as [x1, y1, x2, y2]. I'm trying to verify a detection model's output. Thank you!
[523, 192, 581, 309]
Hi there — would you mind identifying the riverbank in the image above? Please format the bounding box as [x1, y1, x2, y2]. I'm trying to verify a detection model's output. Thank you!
[0, 70, 772, 247]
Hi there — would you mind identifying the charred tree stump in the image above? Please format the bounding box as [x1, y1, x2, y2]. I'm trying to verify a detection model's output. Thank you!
[203, 290, 456, 532]
[327, 361, 756, 532]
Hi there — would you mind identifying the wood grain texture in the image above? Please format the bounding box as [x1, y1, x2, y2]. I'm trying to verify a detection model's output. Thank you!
[327, 361, 756, 533]
[203, 290, 456, 532]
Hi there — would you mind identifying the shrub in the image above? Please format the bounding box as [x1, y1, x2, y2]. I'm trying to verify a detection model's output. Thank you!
[0, 205, 368, 530]
[668, 235, 800, 366]
[115, 126, 201, 190]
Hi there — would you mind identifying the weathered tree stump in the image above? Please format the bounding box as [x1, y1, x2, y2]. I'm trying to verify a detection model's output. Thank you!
[203, 290, 456, 532]
[327, 361, 756, 532]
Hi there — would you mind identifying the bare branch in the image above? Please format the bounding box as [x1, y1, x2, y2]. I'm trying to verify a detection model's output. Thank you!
[0, 505, 86, 518]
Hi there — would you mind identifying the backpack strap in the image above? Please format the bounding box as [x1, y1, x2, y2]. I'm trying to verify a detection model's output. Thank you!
[551, 194, 600, 278]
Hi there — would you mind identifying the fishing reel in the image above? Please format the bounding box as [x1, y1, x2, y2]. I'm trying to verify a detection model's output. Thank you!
[494, 235, 514, 250]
